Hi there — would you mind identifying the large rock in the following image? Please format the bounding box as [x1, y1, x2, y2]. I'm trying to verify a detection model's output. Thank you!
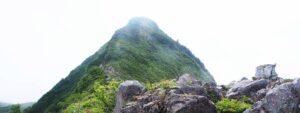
[226, 79, 268, 99]
[293, 78, 300, 95]
[175, 74, 207, 96]
[175, 74, 222, 101]
[177, 73, 203, 87]
[120, 89, 217, 113]
[121, 89, 163, 113]
[255, 64, 278, 80]
[176, 74, 221, 101]
[244, 83, 299, 113]
[265, 77, 284, 89]
[114, 80, 145, 113]
[164, 93, 217, 113]
[175, 85, 207, 96]
[252, 88, 266, 102]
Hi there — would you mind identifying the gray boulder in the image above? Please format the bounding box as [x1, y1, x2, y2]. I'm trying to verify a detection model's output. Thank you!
[175, 74, 207, 96]
[164, 93, 217, 113]
[243, 101, 264, 113]
[177, 73, 203, 87]
[176, 74, 221, 100]
[255, 64, 278, 80]
[293, 78, 300, 95]
[253, 88, 267, 102]
[226, 79, 268, 99]
[114, 80, 145, 113]
[120, 88, 217, 113]
[244, 83, 299, 113]
[176, 85, 207, 96]
[121, 89, 163, 113]
[266, 77, 284, 89]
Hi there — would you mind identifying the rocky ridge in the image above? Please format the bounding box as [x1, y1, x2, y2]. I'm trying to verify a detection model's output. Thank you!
[113, 64, 300, 113]
[114, 74, 218, 113]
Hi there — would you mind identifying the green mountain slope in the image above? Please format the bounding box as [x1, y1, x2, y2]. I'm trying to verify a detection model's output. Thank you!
[26, 17, 215, 113]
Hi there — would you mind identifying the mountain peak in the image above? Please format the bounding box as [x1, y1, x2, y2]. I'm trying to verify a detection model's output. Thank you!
[28, 17, 215, 113]
[121, 17, 160, 37]
[128, 17, 158, 29]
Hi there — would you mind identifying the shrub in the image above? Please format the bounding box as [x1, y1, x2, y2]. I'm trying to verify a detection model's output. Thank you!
[216, 98, 252, 113]
[62, 80, 122, 113]
[8, 104, 22, 113]
[252, 77, 257, 80]
[145, 80, 177, 91]
[282, 79, 293, 83]
[93, 80, 122, 112]
[207, 91, 219, 103]
[240, 95, 252, 104]
[75, 66, 106, 92]
[220, 85, 229, 91]
[187, 80, 193, 86]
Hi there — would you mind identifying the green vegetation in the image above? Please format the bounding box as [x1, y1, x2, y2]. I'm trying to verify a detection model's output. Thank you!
[282, 78, 293, 83]
[187, 80, 193, 86]
[27, 18, 215, 113]
[207, 91, 219, 103]
[240, 95, 252, 104]
[62, 80, 122, 113]
[216, 98, 252, 113]
[75, 66, 106, 92]
[145, 80, 177, 91]
[8, 104, 22, 113]
[35, 66, 122, 113]
[104, 33, 214, 82]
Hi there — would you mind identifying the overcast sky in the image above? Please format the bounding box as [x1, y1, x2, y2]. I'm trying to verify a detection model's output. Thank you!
[0, 0, 300, 103]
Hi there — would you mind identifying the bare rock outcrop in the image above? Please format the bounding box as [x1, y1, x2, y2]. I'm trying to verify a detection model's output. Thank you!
[177, 74, 203, 87]
[293, 78, 300, 95]
[244, 83, 300, 113]
[164, 93, 217, 113]
[114, 80, 145, 113]
[176, 74, 222, 101]
[176, 74, 207, 96]
[226, 79, 268, 100]
[226, 64, 300, 113]
[255, 64, 278, 80]
[115, 74, 218, 113]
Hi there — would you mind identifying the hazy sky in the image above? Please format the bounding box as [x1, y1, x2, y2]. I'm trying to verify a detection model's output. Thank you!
[0, 0, 300, 103]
